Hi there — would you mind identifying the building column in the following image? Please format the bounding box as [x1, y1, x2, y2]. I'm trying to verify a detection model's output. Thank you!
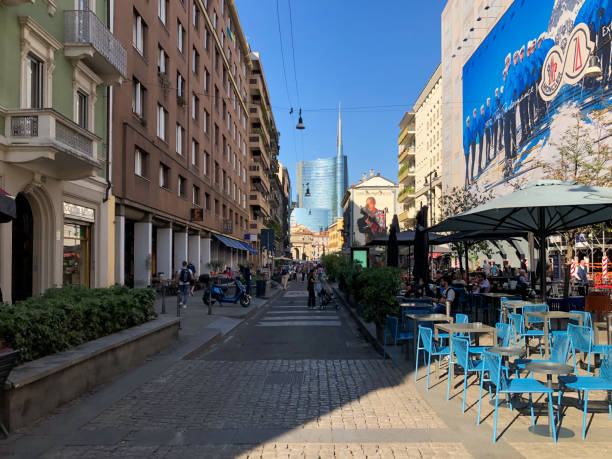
[157, 227, 173, 279]
[201, 237, 211, 273]
[173, 231, 188, 273]
[115, 212, 125, 285]
[0, 220, 12, 302]
[188, 233, 201, 276]
[134, 218, 152, 288]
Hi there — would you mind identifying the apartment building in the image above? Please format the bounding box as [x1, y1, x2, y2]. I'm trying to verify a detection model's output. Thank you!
[246, 51, 279, 265]
[0, 0, 126, 302]
[397, 112, 416, 230]
[414, 64, 442, 226]
[327, 217, 344, 254]
[112, 0, 256, 287]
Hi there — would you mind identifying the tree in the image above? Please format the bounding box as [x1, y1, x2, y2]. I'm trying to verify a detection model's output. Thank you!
[536, 108, 611, 294]
[439, 185, 494, 277]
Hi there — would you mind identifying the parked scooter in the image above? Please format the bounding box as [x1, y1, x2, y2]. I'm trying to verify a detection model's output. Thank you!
[202, 279, 251, 307]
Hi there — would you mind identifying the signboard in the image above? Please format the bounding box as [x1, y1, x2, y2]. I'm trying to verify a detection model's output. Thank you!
[260, 228, 275, 252]
[461, 0, 611, 195]
[352, 247, 369, 268]
[63, 202, 94, 222]
[190, 208, 203, 221]
[349, 184, 396, 246]
[223, 219, 233, 234]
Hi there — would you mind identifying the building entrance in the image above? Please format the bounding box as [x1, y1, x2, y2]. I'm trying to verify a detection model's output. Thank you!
[12, 193, 33, 302]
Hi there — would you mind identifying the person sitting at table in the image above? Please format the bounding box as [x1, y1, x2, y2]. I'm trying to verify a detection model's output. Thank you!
[438, 276, 456, 316]
[491, 263, 500, 277]
[479, 273, 491, 293]
[516, 269, 530, 299]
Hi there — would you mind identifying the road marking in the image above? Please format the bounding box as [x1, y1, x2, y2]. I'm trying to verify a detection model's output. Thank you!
[266, 311, 337, 315]
[260, 316, 339, 321]
[282, 291, 309, 297]
[256, 320, 342, 327]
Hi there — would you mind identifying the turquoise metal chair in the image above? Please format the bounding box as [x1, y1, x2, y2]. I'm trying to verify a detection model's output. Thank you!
[567, 323, 608, 375]
[558, 346, 612, 439]
[383, 315, 411, 367]
[477, 350, 557, 443]
[509, 312, 544, 357]
[515, 334, 571, 376]
[550, 310, 593, 344]
[415, 325, 450, 389]
[447, 336, 484, 413]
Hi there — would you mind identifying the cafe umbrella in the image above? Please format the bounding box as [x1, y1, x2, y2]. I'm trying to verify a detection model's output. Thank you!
[0, 188, 16, 223]
[430, 181, 612, 300]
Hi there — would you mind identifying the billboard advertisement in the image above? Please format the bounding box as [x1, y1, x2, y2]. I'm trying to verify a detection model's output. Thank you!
[462, 0, 611, 193]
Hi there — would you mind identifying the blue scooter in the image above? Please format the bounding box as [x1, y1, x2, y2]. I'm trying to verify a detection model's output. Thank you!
[202, 279, 251, 307]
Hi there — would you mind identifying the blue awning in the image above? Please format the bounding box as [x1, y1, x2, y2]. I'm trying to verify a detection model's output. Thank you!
[239, 241, 258, 254]
[213, 234, 247, 251]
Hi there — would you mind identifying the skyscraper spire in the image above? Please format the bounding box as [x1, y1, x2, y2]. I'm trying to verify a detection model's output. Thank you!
[336, 102, 342, 157]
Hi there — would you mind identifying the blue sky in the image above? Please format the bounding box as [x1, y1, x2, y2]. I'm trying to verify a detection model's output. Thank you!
[235, 0, 446, 201]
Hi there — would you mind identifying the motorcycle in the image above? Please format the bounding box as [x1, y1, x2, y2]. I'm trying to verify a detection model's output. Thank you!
[202, 279, 251, 307]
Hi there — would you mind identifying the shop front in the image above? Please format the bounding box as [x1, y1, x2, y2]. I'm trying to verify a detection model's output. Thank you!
[62, 202, 95, 287]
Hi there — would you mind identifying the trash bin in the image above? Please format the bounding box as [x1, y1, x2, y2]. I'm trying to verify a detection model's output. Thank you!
[256, 279, 266, 297]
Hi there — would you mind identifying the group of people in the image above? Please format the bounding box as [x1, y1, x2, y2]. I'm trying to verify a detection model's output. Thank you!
[464, 34, 554, 186]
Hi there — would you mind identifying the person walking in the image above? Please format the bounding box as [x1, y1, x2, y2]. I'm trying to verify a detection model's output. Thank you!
[176, 261, 193, 308]
[576, 258, 589, 296]
[187, 261, 196, 296]
[307, 268, 317, 309]
[281, 265, 289, 290]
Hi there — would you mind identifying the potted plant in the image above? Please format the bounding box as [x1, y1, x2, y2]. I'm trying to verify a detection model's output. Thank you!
[358, 266, 401, 342]
[207, 260, 224, 277]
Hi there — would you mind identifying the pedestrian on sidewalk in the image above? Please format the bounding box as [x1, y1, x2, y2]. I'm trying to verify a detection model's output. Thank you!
[307, 268, 317, 309]
[281, 265, 289, 290]
[187, 261, 196, 296]
[176, 261, 193, 308]
[243, 263, 252, 296]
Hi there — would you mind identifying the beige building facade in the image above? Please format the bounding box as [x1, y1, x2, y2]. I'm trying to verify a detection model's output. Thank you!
[327, 217, 344, 254]
[414, 64, 442, 226]
[397, 112, 415, 230]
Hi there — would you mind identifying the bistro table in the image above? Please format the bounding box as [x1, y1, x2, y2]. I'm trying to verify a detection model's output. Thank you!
[435, 322, 497, 388]
[524, 360, 574, 437]
[405, 313, 453, 359]
[594, 322, 610, 345]
[476, 293, 521, 325]
[489, 346, 528, 408]
[523, 310, 583, 358]
[501, 300, 531, 323]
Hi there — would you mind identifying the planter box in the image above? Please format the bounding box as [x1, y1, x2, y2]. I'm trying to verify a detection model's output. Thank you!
[1, 316, 179, 432]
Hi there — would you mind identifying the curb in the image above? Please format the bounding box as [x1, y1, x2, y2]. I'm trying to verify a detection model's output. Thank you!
[331, 285, 387, 357]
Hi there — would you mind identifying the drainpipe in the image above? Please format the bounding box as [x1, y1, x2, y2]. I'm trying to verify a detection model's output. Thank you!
[103, 0, 114, 202]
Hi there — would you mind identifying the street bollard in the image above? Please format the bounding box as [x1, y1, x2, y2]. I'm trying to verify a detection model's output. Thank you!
[161, 282, 166, 314]
[606, 313, 612, 345]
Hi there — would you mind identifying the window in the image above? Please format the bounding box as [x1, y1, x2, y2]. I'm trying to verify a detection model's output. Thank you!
[214, 86, 219, 109]
[203, 109, 209, 133]
[158, 46, 167, 74]
[213, 11, 217, 30]
[191, 139, 199, 166]
[192, 94, 199, 120]
[133, 12, 145, 55]
[226, 112, 230, 131]
[76, 91, 88, 129]
[214, 123, 219, 146]
[215, 48, 220, 73]
[226, 176, 230, 194]
[221, 0, 224, 16]
[157, 104, 167, 141]
[193, 185, 200, 205]
[221, 31, 224, 47]
[226, 145, 230, 163]
[134, 148, 148, 177]
[192, 47, 199, 74]
[133, 79, 145, 116]
[176, 124, 184, 155]
[205, 192, 211, 210]
[242, 167, 246, 182]
[222, 135, 226, 158]
[204, 151, 210, 175]
[204, 26, 209, 51]
[159, 163, 170, 188]
[215, 199, 219, 215]
[203, 0, 208, 9]
[204, 68, 209, 93]
[233, 183, 236, 200]
[24, 53, 44, 109]
[178, 175, 186, 198]
[214, 161, 220, 183]
[233, 153, 236, 170]
[177, 21, 184, 53]
[192, 3, 199, 30]
[222, 170, 226, 190]
[158, 0, 167, 25]
[176, 72, 184, 98]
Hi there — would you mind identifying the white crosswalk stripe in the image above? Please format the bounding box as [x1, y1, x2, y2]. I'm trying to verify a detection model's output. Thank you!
[256, 321, 342, 327]
[257, 299, 341, 327]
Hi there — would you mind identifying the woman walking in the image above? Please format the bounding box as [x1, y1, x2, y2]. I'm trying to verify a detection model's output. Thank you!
[307, 268, 317, 309]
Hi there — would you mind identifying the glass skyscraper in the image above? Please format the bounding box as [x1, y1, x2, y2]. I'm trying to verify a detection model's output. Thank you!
[294, 105, 348, 230]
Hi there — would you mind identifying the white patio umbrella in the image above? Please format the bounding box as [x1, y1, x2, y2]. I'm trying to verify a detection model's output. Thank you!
[431, 181, 612, 299]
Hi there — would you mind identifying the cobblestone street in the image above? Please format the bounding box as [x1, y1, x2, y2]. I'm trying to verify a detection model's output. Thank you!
[2, 280, 612, 458]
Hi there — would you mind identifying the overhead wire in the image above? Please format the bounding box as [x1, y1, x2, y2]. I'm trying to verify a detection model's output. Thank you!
[287, 0, 301, 108]
[275, 0, 294, 109]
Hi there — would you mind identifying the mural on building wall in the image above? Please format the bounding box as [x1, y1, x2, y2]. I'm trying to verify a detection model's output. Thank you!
[357, 196, 387, 244]
[461, 0, 611, 194]
[350, 185, 396, 246]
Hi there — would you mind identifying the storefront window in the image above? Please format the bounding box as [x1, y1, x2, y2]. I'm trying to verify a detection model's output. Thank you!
[63, 222, 90, 287]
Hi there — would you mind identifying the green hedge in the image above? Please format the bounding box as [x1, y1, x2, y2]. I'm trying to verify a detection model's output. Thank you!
[0, 286, 156, 362]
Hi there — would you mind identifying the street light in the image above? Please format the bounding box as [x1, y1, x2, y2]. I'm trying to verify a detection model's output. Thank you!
[296, 109, 306, 130]
[305, 182, 311, 197]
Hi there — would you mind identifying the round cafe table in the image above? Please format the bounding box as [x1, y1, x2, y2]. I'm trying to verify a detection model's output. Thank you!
[524, 361, 574, 438]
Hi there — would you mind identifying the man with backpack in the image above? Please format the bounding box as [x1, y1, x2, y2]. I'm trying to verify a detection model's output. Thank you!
[176, 261, 193, 308]
[187, 261, 196, 296]
[281, 265, 289, 290]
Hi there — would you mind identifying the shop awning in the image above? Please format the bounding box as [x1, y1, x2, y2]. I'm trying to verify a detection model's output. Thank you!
[213, 234, 247, 251]
[239, 241, 258, 254]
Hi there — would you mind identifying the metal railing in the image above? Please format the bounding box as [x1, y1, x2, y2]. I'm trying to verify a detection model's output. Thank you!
[11, 116, 38, 136]
[64, 10, 127, 79]
[56, 121, 93, 156]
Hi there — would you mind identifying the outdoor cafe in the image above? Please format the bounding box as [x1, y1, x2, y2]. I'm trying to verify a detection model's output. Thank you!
[380, 181, 612, 443]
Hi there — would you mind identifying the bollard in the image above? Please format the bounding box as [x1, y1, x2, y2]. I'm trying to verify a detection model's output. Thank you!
[161, 282, 166, 314]
[606, 313, 612, 345]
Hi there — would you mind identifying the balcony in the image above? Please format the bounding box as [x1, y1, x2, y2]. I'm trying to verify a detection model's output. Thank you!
[398, 123, 415, 145]
[249, 190, 270, 217]
[248, 162, 270, 192]
[0, 108, 102, 180]
[63, 10, 127, 84]
[398, 186, 415, 203]
[398, 165, 415, 184]
[398, 146, 415, 164]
